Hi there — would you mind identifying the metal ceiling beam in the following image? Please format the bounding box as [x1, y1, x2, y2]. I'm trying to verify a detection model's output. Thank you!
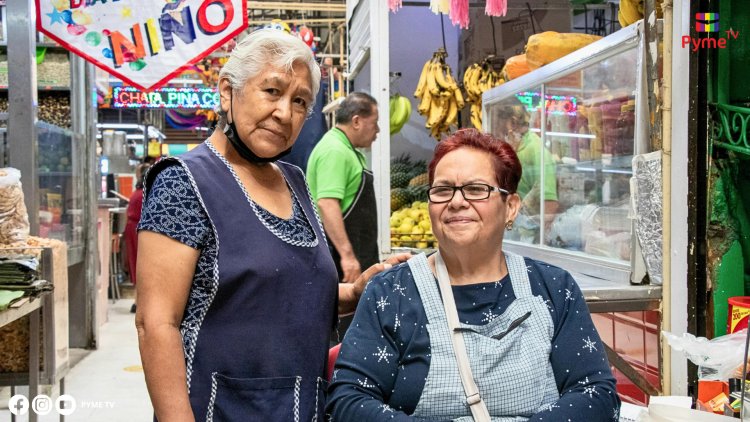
[248, 2, 346, 13]
[249, 18, 346, 26]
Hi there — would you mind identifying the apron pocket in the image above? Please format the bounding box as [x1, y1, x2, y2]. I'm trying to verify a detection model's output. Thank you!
[209, 374, 300, 422]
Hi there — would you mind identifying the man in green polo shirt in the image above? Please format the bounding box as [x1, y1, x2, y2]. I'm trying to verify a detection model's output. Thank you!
[496, 106, 559, 217]
[307, 93, 380, 294]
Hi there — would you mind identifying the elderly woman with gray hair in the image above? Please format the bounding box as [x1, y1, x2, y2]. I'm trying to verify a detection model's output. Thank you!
[135, 29, 406, 421]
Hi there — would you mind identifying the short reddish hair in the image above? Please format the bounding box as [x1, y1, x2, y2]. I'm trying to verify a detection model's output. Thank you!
[428, 128, 522, 193]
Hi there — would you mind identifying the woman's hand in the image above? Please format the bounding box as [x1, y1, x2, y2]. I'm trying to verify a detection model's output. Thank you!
[352, 253, 412, 297]
[338, 253, 412, 315]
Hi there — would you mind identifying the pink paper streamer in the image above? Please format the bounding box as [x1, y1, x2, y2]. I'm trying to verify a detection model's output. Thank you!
[388, 0, 403, 13]
[485, 0, 508, 17]
[449, 0, 469, 29]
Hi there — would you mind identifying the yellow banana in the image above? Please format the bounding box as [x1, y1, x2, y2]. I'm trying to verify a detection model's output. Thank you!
[417, 89, 432, 115]
[471, 102, 482, 130]
[453, 87, 465, 110]
[414, 59, 431, 98]
[433, 64, 453, 90]
[445, 97, 458, 127]
[469, 67, 483, 98]
[426, 62, 441, 96]
[444, 66, 460, 92]
[426, 95, 445, 128]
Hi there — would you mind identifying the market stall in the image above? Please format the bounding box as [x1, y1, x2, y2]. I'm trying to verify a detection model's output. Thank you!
[347, 0, 673, 408]
[2, 0, 100, 349]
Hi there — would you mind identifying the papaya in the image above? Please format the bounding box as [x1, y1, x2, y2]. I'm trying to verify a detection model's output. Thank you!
[525, 32, 603, 70]
[502, 54, 531, 81]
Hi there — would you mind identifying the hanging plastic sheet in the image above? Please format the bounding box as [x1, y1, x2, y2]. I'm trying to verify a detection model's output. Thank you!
[631, 151, 663, 284]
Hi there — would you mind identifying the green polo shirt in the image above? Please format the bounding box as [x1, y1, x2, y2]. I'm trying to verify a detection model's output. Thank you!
[306, 127, 366, 213]
[516, 131, 558, 201]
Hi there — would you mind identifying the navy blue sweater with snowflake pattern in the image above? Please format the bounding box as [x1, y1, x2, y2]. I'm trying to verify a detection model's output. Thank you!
[326, 256, 620, 421]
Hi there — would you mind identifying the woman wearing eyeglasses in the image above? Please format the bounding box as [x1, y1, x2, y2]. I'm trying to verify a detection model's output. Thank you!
[326, 129, 619, 421]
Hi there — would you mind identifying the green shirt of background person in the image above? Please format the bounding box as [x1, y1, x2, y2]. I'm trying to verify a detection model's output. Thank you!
[307, 127, 366, 214]
[497, 105, 559, 217]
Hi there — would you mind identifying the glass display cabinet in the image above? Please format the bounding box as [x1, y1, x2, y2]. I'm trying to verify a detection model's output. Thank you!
[483, 22, 651, 284]
[483, 22, 664, 402]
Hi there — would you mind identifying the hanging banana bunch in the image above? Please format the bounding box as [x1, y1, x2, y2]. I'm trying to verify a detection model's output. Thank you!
[389, 94, 412, 135]
[462, 58, 504, 130]
[414, 49, 465, 141]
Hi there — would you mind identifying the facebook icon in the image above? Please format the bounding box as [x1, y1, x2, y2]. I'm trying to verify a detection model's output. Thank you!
[9, 394, 29, 416]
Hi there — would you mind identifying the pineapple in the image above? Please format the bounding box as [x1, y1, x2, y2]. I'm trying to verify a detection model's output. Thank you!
[408, 172, 430, 187]
[390, 188, 412, 211]
[391, 172, 411, 189]
[406, 185, 429, 203]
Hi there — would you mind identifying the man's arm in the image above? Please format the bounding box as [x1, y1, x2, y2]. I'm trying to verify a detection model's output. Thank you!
[318, 197, 361, 282]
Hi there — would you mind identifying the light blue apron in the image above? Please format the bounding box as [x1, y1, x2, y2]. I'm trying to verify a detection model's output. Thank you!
[408, 252, 559, 421]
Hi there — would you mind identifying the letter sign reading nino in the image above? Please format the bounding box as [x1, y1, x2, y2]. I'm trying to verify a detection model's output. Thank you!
[36, 0, 247, 90]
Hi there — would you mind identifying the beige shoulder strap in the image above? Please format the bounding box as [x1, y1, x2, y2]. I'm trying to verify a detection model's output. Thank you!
[434, 252, 491, 422]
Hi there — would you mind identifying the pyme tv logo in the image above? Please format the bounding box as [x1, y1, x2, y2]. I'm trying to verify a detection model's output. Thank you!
[682, 12, 740, 51]
[696, 13, 720, 32]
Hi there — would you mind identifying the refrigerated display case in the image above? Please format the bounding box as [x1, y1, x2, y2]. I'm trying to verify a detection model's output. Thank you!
[482, 21, 664, 403]
[483, 21, 652, 286]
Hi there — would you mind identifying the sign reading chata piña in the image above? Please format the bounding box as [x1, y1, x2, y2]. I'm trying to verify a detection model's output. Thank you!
[35, 0, 247, 91]
[112, 86, 219, 109]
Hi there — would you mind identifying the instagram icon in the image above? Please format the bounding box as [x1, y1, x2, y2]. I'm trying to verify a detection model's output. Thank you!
[31, 394, 53, 415]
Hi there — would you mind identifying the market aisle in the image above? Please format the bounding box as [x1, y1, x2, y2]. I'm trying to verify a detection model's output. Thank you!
[0, 299, 152, 421]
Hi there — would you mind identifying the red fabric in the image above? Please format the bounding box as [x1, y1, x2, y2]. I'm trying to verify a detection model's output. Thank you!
[124, 188, 144, 285]
[327, 344, 342, 381]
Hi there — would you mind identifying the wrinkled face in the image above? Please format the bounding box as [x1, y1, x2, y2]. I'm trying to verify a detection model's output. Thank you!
[353, 105, 380, 148]
[219, 61, 313, 158]
[428, 147, 520, 250]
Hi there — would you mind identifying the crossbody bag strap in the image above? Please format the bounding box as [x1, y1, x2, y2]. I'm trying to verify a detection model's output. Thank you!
[434, 252, 491, 422]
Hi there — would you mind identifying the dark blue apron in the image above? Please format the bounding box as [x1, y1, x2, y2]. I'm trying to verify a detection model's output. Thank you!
[146, 142, 338, 421]
[327, 143, 379, 343]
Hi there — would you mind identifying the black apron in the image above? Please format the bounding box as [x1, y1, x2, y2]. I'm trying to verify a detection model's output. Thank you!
[329, 149, 379, 342]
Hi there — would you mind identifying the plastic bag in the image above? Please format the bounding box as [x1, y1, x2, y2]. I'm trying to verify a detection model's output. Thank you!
[0, 168, 30, 245]
[662, 329, 748, 380]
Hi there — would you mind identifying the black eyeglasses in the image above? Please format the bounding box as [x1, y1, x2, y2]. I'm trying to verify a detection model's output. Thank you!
[428, 183, 510, 204]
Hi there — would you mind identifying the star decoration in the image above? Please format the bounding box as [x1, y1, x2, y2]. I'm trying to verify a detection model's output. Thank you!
[542, 402, 560, 412]
[120, 6, 133, 19]
[582, 336, 598, 353]
[565, 288, 575, 301]
[481, 309, 499, 323]
[373, 346, 394, 363]
[582, 385, 599, 398]
[357, 377, 376, 388]
[379, 404, 395, 413]
[376, 296, 390, 312]
[46, 8, 65, 25]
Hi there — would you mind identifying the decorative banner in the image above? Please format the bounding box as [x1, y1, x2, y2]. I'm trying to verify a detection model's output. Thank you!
[35, 0, 247, 91]
[112, 86, 219, 109]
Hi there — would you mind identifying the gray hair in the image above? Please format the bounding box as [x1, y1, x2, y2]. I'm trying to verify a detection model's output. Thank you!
[216, 29, 321, 128]
[335, 92, 378, 125]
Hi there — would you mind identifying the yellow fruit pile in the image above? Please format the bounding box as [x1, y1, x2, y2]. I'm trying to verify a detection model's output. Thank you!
[463, 59, 504, 130]
[414, 49, 465, 140]
[390, 201, 437, 249]
[525, 32, 602, 69]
